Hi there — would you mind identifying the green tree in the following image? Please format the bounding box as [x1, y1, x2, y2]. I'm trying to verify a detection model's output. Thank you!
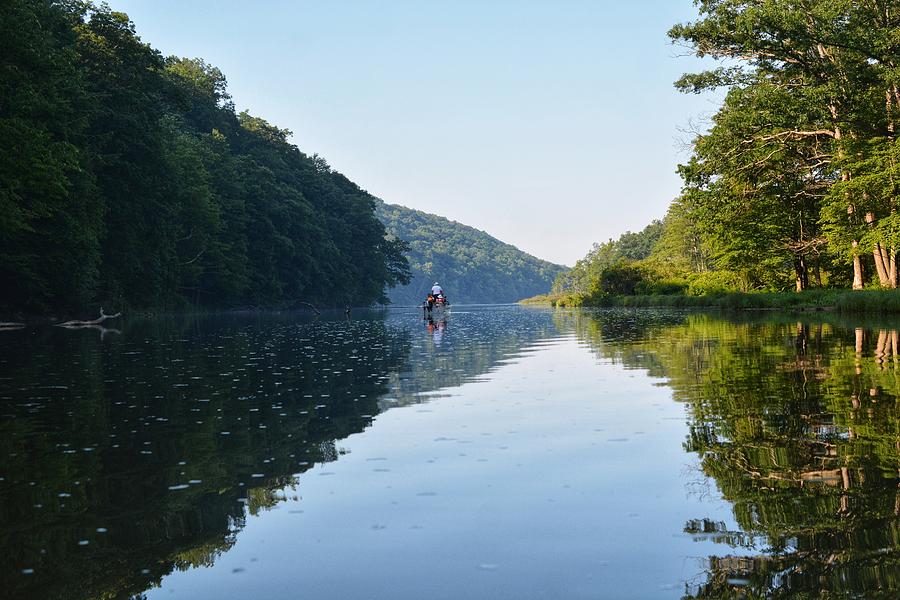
[0, 3, 410, 313]
[0, 0, 102, 312]
[670, 0, 887, 289]
[677, 80, 833, 290]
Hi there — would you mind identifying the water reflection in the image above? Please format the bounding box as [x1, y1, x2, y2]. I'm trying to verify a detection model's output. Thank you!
[424, 315, 448, 348]
[570, 310, 900, 598]
[8, 306, 900, 599]
[0, 308, 562, 600]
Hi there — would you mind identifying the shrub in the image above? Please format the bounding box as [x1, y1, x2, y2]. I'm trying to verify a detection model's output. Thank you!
[636, 279, 689, 295]
[596, 263, 647, 295]
[687, 271, 743, 296]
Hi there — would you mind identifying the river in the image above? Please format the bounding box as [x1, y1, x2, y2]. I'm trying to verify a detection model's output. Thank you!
[2, 306, 899, 599]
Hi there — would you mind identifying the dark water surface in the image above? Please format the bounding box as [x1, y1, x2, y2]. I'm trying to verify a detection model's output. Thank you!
[2, 306, 900, 599]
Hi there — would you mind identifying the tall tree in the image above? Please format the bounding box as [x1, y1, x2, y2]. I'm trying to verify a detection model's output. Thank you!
[671, 0, 886, 289]
[679, 80, 833, 290]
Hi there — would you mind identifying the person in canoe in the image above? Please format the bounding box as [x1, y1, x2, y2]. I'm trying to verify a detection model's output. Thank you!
[423, 282, 449, 316]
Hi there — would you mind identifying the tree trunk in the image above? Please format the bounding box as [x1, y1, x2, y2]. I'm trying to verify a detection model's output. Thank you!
[834, 114, 861, 290]
[813, 259, 823, 287]
[794, 256, 808, 292]
[852, 241, 864, 290]
[891, 247, 898, 288]
[885, 85, 899, 289]
[874, 242, 891, 287]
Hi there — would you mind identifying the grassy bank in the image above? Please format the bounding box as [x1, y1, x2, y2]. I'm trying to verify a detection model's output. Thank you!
[521, 289, 900, 313]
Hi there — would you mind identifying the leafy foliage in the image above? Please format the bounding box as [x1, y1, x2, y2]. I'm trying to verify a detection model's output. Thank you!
[553, 221, 664, 295]
[553, 0, 900, 303]
[0, 0, 409, 314]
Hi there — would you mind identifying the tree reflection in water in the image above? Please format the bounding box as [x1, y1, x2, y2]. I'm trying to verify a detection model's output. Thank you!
[9, 307, 900, 599]
[0, 308, 559, 600]
[569, 310, 900, 599]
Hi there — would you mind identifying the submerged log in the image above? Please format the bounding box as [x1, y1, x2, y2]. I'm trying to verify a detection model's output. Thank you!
[56, 307, 121, 328]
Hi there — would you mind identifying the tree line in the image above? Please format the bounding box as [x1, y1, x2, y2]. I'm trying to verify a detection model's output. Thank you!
[376, 200, 565, 305]
[555, 1, 900, 301]
[1, 0, 410, 315]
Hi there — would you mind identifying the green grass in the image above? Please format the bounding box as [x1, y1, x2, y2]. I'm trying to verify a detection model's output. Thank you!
[833, 289, 900, 313]
[520, 288, 900, 313]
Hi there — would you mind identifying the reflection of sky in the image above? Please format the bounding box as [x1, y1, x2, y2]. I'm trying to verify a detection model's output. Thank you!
[149, 334, 738, 600]
[105, 0, 717, 266]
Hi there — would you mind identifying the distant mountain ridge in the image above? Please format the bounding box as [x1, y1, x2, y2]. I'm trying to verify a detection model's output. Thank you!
[375, 200, 566, 305]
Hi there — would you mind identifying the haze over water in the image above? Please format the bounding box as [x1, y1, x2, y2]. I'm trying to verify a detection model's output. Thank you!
[2, 306, 899, 598]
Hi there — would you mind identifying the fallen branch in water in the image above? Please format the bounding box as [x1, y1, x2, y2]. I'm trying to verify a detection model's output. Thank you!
[57, 307, 121, 328]
[294, 301, 320, 315]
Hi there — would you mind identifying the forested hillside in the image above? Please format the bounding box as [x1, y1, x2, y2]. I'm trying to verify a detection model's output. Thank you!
[376, 201, 565, 305]
[554, 2, 900, 304]
[0, 1, 409, 315]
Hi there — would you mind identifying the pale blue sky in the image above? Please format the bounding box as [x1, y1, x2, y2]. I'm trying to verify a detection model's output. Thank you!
[109, 0, 717, 266]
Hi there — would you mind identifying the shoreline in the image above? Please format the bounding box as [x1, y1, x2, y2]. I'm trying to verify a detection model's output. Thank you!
[520, 289, 900, 314]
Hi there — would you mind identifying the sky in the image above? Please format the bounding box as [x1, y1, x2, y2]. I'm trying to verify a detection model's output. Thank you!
[108, 0, 719, 267]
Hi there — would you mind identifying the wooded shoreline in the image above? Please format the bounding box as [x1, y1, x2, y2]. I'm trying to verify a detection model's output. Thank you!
[521, 289, 900, 314]
[552, 4, 900, 305]
[1, 1, 411, 316]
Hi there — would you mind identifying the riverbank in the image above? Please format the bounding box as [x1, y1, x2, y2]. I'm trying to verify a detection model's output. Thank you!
[520, 289, 900, 313]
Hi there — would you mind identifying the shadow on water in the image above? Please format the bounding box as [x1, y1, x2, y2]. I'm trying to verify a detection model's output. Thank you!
[568, 308, 900, 599]
[0, 307, 563, 600]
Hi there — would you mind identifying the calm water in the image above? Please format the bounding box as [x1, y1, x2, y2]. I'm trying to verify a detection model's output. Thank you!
[2, 306, 900, 599]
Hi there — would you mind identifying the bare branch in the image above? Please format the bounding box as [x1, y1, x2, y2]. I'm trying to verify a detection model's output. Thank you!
[57, 307, 122, 328]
